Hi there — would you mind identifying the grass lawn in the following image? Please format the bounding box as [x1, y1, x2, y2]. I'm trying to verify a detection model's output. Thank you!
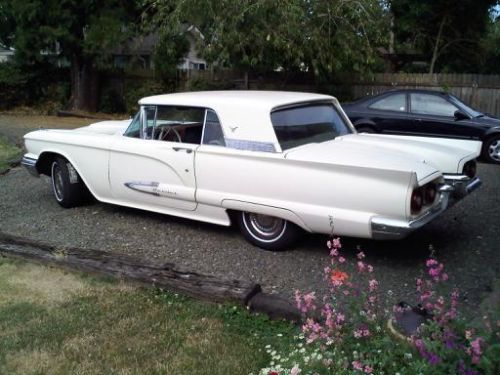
[0, 257, 296, 374]
[0, 136, 22, 173]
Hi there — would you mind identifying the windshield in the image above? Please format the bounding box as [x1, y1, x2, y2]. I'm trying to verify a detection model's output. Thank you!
[449, 95, 483, 118]
[271, 103, 352, 151]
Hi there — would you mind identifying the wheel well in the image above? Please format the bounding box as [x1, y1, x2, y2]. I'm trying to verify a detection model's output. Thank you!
[36, 152, 63, 176]
[356, 124, 377, 132]
[484, 132, 500, 143]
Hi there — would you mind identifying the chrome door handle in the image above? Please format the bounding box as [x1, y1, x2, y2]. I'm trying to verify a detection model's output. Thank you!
[173, 147, 193, 153]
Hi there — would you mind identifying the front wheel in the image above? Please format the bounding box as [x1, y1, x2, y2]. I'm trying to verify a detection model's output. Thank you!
[482, 135, 500, 164]
[51, 157, 87, 208]
[236, 212, 300, 251]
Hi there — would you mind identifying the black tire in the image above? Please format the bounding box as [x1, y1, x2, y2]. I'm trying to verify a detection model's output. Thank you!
[236, 212, 300, 251]
[356, 126, 376, 134]
[481, 135, 500, 164]
[50, 157, 86, 208]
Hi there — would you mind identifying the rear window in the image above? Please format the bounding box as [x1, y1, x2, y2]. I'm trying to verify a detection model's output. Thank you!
[271, 103, 351, 150]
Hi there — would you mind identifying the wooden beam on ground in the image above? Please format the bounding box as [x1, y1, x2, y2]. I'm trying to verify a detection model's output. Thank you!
[0, 232, 261, 305]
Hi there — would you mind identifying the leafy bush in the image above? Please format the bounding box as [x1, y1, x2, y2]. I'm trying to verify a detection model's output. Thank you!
[122, 80, 165, 115]
[0, 62, 30, 109]
[187, 76, 236, 91]
[257, 238, 499, 375]
[0, 61, 70, 111]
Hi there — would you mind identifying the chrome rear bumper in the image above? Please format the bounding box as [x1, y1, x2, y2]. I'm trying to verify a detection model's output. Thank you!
[371, 176, 481, 240]
[21, 155, 39, 177]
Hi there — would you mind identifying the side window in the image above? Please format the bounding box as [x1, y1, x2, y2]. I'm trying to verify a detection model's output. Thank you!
[124, 112, 141, 138]
[202, 110, 226, 146]
[154, 106, 205, 143]
[369, 94, 407, 112]
[411, 94, 458, 117]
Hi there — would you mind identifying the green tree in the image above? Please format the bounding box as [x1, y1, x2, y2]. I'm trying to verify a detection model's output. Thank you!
[0, 0, 141, 111]
[480, 12, 500, 73]
[148, 0, 389, 83]
[389, 0, 499, 73]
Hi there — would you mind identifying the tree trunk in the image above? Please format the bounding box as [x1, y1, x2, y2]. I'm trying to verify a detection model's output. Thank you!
[70, 55, 99, 112]
[429, 15, 447, 74]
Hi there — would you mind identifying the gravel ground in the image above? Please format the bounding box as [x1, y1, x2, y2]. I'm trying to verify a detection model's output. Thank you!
[1, 114, 499, 315]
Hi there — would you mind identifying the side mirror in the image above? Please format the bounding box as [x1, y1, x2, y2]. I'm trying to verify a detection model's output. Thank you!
[454, 110, 469, 121]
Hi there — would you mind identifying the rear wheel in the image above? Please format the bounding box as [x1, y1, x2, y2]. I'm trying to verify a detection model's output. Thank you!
[482, 135, 500, 164]
[237, 212, 300, 251]
[51, 157, 87, 208]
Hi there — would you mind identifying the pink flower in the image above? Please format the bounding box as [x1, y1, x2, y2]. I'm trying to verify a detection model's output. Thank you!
[368, 279, 378, 292]
[336, 313, 345, 324]
[469, 337, 484, 364]
[364, 365, 373, 374]
[367, 265, 374, 273]
[357, 251, 365, 260]
[338, 256, 346, 263]
[290, 365, 300, 375]
[426, 259, 438, 267]
[332, 238, 342, 249]
[352, 360, 363, 371]
[357, 261, 366, 272]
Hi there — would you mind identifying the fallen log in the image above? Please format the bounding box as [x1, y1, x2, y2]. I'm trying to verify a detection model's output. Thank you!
[0, 232, 260, 305]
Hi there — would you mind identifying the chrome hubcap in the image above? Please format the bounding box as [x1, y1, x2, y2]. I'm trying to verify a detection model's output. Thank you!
[243, 213, 286, 243]
[51, 163, 64, 202]
[489, 139, 500, 162]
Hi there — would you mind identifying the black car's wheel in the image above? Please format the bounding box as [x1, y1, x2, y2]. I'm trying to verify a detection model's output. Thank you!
[237, 212, 300, 251]
[356, 126, 376, 134]
[482, 135, 500, 164]
[51, 157, 86, 208]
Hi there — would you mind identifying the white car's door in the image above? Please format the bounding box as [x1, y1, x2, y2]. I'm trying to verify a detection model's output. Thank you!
[108, 106, 201, 211]
[109, 137, 197, 211]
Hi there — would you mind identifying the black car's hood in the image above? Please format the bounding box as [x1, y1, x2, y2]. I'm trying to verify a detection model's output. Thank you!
[472, 114, 500, 127]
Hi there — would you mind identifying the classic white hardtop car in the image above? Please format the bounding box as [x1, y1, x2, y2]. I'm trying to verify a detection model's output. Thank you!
[22, 91, 482, 250]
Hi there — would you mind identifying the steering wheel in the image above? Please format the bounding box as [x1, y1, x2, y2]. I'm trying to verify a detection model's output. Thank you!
[159, 126, 182, 142]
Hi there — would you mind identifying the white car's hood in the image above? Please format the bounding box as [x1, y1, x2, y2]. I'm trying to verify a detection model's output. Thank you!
[284, 133, 478, 182]
[75, 119, 132, 135]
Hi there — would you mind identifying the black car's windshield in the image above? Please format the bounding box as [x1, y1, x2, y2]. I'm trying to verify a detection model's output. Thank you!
[271, 103, 352, 151]
[449, 95, 483, 118]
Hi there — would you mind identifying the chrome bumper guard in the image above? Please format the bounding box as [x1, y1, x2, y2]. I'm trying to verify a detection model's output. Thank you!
[21, 155, 39, 177]
[371, 176, 481, 240]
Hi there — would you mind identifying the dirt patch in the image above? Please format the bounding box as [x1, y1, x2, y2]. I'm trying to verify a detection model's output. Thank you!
[1, 262, 89, 306]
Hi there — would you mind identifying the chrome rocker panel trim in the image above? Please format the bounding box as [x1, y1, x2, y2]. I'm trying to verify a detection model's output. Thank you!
[21, 155, 39, 177]
[371, 177, 481, 240]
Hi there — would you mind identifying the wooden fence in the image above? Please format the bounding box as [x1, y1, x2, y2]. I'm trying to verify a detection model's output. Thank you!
[346, 73, 500, 117]
[104, 70, 500, 117]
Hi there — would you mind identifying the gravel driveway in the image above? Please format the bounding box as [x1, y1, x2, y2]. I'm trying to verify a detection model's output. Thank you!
[1, 115, 499, 315]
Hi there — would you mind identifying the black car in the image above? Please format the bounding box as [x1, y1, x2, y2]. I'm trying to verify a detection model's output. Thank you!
[342, 89, 500, 164]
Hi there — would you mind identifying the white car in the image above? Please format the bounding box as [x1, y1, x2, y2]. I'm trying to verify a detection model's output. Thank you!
[22, 91, 482, 250]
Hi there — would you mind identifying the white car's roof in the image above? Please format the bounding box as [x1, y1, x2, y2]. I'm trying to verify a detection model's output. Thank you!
[140, 90, 335, 109]
[139, 91, 338, 150]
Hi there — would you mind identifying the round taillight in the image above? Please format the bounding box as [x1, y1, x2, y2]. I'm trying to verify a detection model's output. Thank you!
[463, 160, 476, 179]
[411, 188, 423, 214]
[424, 184, 437, 204]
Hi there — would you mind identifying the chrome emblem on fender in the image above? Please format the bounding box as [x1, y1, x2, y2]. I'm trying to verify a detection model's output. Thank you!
[124, 181, 177, 197]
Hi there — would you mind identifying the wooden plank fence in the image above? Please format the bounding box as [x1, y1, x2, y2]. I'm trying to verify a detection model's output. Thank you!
[347, 73, 500, 118]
